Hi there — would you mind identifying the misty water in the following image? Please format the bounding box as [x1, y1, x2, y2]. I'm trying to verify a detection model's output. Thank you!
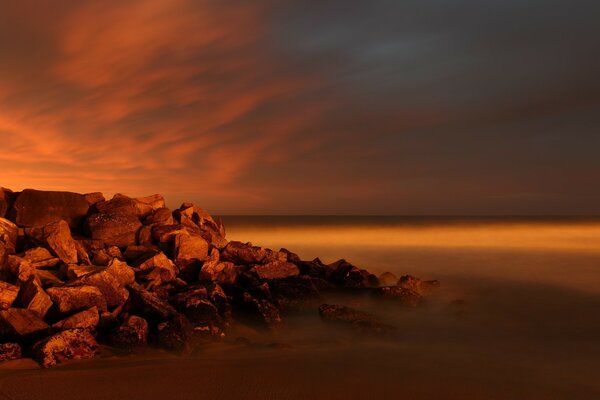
[1, 217, 599, 399]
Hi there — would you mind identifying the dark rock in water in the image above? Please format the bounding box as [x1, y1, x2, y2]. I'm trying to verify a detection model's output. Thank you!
[0, 308, 50, 340]
[318, 304, 396, 335]
[327, 259, 379, 289]
[250, 261, 300, 281]
[373, 286, 423, 307]
[85, 213, 142, 247]
[16, 278, 53, 318]
[0, 343, 21, 362]
[9, 189, 89, 229]
[280, 248, 301, 264]
[47, 285, 108, 314]
[52, 307, 99, 331]
[0, 281, 19, 310]
[108, 315, 149, 347]
[33, 329, 99, 368]
[237, 292, 281, 329]
[398, 275, 440, 295]
[156, 314, 194, 353]
[221, 241, 266, 265]
[270, 275, 321, 311]
[127, 283, 177, 321]
[378, 272, 398, 287]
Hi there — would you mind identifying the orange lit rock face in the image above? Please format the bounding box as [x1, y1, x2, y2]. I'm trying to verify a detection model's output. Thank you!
[0, 187, 436, 367]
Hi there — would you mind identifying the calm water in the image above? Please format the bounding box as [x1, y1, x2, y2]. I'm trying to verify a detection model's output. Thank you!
[2, 216, 600, 400]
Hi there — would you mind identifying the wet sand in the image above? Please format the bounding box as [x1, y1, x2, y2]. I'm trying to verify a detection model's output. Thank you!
[1, 218, 600, 399]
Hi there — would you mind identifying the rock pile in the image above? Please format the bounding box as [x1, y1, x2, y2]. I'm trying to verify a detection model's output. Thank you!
[0, 188, 438, 367]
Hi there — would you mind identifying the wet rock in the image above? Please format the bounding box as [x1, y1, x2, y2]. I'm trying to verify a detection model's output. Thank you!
[85, 213, 142, 247]
[378, 272, 399, 287]
[47, 286, 108, 314]
[318, 304, 396, 335]
[398, 275, 440, 295]
[156, 314, 194, 353]
[373, 286, 423, 307]
[33, 329, 99, 368]
[250, 261, 300, 281]
[16, 278, 53, 318]
[270, 275, 321, 311]
[0, 308, 49, 340]
[127, 283, 177, 321]
[52, 307, 99, 331]
[221, 241, 266, 265]
[171, 288, 221, 327]
[0, 217, 18, 253]
[108, 315, 149, 347]
[327, 259, 379, 289]
[0, 343, 21, 362]
[298, 259, 327, 279]
[22, 247, 60, 269]
[0, 281, 19, 310]
[237, 292, 281, 329]
[9, 189, 89, 229]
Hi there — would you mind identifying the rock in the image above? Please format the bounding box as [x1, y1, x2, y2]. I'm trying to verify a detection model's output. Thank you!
[9, 189, 89, 229]
[52, 307, 99, 331]
[108, 315, 149, 347]
[0, 308, 49, 340]
[221, 241, 266, 265]
[47, 286, 108, 314]
[135, 252, 178, 287]
[280, 248, 301, 264]
[76, 259, 134, 308]
[34, 269, 65, 288]
[0, 343, 21, 362]
[171, 288, 221, 327]
[270, 276, 321, 311]
[21, 247, 60, 269]
[327, 259, 379, 289]
[0, 217, 18, 253]
[83, 192, 105, 207]
[136, 194, 166, 211]
[33, 329, 99, 368]
[74, 240, 91, 265]
[318, 304, 396, 335]
[95, 193, 153, 218]
[156, 314, 194, 353]
[40, 220, 78, 264]
[373, 286, 423, 307]
[173, 231, 209, 271]
[250, 261, 300, 281]
[127, 283, 177, 321]
[144, 207, 174, 226]
[298, 259, 327, 279]
[0, 188, 13, 218]
[398, 275, 440, 295]
[16, 278, 53, 318]
[85, 213, 142, 247]
[124, 245, 159, 263]
[0, 282, 19, 309]
[378, 272, 398, 287]
[199, 249, 238, 285]
[64, 264, 97, 280]
[237, 292, 281, 329]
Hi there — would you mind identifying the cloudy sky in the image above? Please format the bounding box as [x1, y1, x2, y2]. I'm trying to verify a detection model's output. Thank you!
[0, 0, 599, 214]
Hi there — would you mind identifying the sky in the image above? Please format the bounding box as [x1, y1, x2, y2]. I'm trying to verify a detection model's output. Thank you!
[0, 0, 599, 215]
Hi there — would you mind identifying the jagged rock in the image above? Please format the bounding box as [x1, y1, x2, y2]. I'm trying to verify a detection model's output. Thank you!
[83, 192, 105, 207]
[0, 343, 21, 362]
[0, 188, 13, 218]
[250, 261, 300, 280]
[16, 278, 53, 318]
[127, 283, 177, 321]
[76, 259, 134, 307]
[52, 307, 99, 331]
[9, 189, 89, 229]
[173, 231, 209, 274]
[373, 286, 423, 307]
[137, 194, 166, 210]
[33, 329, 99, 368]
[318, 304, 396, 335]
[135, 252, 178, 287]
[280, 248, 301, 264]
[64, 264, 97, 280]
[299, 258, 327, 279]
[108, 315, 149, 347]
[47, 285, 108, 314]
[0, 282, 19, 309]
[40, 220, 78, 264]
[0, 217, 18, 253]
[398, 275, 440, 295]
[221, 241, 266, 265]
[137, 225, 153, 246]
[199, 249, 238, 285]
[35, 269, 65, 288]
[327, 259, 379, 289]
[156, 314, 194, 353]
[85, 213, 142, 247]
[0, 308, 49, 340]
[378, 272, 398, 286]
[237, 292, 281, 329]
[74, 240, 91, 265]
[21, 247, 60, 269]
[95, 193, 154, 218]
[144, 207, 174, 226]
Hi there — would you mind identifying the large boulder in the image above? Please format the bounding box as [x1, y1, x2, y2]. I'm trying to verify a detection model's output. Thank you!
[9, 189, 89, 229]
[75, 259, 134, 308]
[33, 329, 99, 367]
[33, 220, 78, 264]
[0, 343, 21, 362]
[52, 307, 99, 331]
[0, 308, 49, 340]
[47, 286, 108, 314]
[144, 207, 174, 226]
[95, 193, 164, 218]
[250, 261, 299, 281]
[318, 304, 396, 335]
[221, 241, 266, 265]
[134, 252, 178, 287]
[108, 315, 148, 347]
[85, 213, 142, 247]
[199, 249, 238, 285]
[0, 188, 13, 218]
[0, 282, 19, 310]
[173, 231, 209, 270]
